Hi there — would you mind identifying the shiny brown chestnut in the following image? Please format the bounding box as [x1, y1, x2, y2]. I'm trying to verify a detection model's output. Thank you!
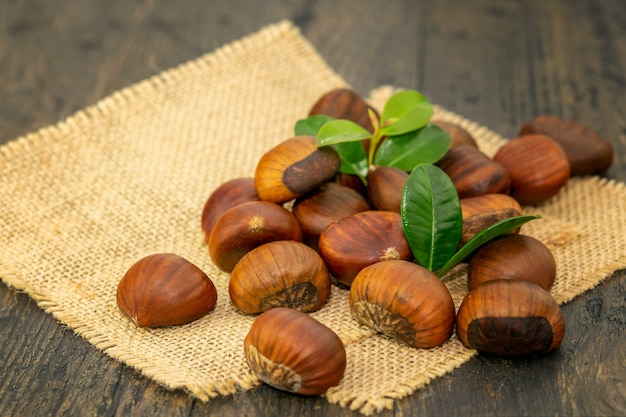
[460, 193, 523, 246]
[318, 210, 412, 286]
[468, 234, 556, 290]
[229, 241, 331, 314]
[365, 165, 409, 213]
[244, 307, 347, 395]
[201, 177, 260, 241]
[349, 260, 456, 348]
[456, 279, 565, 357]
[493, 134, 570, 205]
[519, 115, 613, 175]
[437, 144, 511, 198]
[292, 182, 370, 250]
[116, 253, 217, 328]
[254, 136, 341, 204]
[208, 200, 302, 272]
[431, 120, 478, 149]
[308, 87, 378, 133]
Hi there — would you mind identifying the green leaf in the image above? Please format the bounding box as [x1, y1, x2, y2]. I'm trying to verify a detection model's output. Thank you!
[380, 90, 434, 136]
[374, 124, 452, 171]
[316, 119, 372, 147]
[401, 164, 463, 272]
[333, 141, 368, 180]
[295, 115, 335, 136]
[436, 215, 542, 278]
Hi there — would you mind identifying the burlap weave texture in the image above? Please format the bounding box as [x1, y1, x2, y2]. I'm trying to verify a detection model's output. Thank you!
[1, 21, 625, 415]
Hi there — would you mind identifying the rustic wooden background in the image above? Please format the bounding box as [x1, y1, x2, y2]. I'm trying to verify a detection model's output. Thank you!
[1, 1, 625, 416]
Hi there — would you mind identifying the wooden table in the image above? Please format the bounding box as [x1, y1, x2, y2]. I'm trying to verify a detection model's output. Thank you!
[1, 1, 625, 416]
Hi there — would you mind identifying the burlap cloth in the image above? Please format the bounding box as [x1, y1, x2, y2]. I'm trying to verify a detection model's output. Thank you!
[1, 20, 625, 415]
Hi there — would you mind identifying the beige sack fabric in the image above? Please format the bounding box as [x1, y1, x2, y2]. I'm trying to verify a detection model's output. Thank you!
[1, 20, 625, 415]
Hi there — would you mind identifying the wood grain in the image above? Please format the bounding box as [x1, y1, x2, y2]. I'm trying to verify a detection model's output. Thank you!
[1, 0, 625, 416]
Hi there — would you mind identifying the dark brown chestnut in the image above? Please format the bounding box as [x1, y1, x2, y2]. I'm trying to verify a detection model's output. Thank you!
[292, 182, 370, 250]
[456, 279, 565, 357]
[437, 144, 511, 198]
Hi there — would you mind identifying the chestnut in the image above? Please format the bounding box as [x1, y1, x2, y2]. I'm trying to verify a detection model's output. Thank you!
[292, 182, 370, 250]
[201, 177, 260, 241]
[519, 115, 613, 175]
[460, 193, 523, 246]
[208, 200, 302, 272]
[244, 307, 347, 395]
[456, 279, 565, 356]
[116, 253, 217, 328]
[468, 234, 556, 290]
[349, 260, 456, 348]
[318, 210, 412, 286]
[493, 134, 570, 205]
[437, 144, 511, 198]
[365, 165, 409, 213]
[308, 87, 377, 133]
[254, 136, 341, 204]
[229, 241, 331, 314]
[431, 120, 478, 149]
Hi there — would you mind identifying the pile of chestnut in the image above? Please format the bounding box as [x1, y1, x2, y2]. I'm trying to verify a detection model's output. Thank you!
[116, 88, 613, 396]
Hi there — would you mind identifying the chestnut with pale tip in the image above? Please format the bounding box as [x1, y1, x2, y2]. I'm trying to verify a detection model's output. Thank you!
[318, 210, 412, 286]
[208, 200, 302, 273]
[229, 240, 331, 314]
[456, 279, 565, 357]
[116, 253, 217, 328]
[244, 307, 347, 396]
[254, 136, 341, 204]
[349, 260, 456, 348]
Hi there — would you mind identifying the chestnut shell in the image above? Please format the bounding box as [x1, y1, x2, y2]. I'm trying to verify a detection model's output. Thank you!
[201, 177, 260, 241]
[468, 234, 556, 290]
[519, 115, 613, 175]
[116, 253, 217, 328]
[292, 182, 370, 250]
[254, 136, 341, 204]
[318, 210, 412, 286]
[229, 241, 331, 314]
[208, 201, 302, 272]
[437, 145, 511, 198]
[456, 279, 565, 356]
[349, 260, 456, 348]
[244, 307, 346, 395]
[493, 134, 570, 205]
